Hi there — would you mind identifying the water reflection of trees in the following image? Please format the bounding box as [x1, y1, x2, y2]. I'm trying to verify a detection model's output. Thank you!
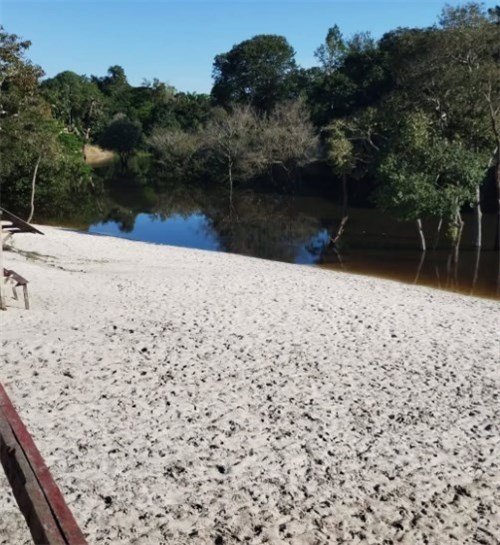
[89, 177, 325, 264]
[206, 192, 321, 263]
[62, 169, 499, 298]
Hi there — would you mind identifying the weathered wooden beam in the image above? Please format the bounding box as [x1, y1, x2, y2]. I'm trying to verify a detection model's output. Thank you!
[0, 207, 44, 235]
[0, 384, 88, 545]
[0, 416, 66, 545]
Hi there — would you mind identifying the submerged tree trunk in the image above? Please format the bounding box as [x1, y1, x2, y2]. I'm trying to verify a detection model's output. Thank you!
[228, 158, 234, 214]
[446, 251, 453, 290]
[329, 173, 349, 246]
[433, 217, 443, 250]
[341, 173, 348, 219]
[470, 246, 481, 295]
[453, 210, 465, 266]
[495, 159, 500, 250]
[27, 154, 41, 224]
[416, 218, 426, 252]
[486, 86, 500, 249]
[473, 185, 482, 249]
[413, 251, 426, 285]
[497, 246, 500, 297]
[330, 215, 349, 246]
[120, 153, 128, 171]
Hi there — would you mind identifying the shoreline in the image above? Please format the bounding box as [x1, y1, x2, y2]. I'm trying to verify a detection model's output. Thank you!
[1, 226, 499, 544]
[40, 222, 500, 302]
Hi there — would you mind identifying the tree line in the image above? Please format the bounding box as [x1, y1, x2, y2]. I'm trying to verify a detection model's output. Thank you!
[1, 2, 499, 252]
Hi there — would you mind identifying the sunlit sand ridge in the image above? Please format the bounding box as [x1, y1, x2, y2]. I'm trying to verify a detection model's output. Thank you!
[1, 226, 498, 545]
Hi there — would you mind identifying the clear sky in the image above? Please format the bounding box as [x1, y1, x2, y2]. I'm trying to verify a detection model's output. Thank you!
[2, 0, 497, 93]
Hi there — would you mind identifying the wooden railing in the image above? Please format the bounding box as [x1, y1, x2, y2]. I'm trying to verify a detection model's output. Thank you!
[0, 384, 88, 545]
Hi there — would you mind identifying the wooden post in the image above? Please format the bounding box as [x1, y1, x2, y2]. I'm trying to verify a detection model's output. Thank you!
[22, 285, 29, 310]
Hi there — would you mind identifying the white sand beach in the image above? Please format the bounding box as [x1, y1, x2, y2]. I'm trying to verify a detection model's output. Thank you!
[0, 226, 499, 545]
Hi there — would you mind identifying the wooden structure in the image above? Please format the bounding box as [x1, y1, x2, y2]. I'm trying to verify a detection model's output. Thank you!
[0, 207, 43, 310]
[0, 207, 44, 238]
[0, 384, 88, 545]
[3, 269, 30, 310]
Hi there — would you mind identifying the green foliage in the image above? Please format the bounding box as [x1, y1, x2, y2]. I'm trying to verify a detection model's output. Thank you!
[1, 116, 94, 218]
[150, 91, 212, 132]
[324, 121, 355, 176]
[127, 79, 176, 132]
[2, 3, 500, 234]
[307, 31, 390, 126]
[88, 65, 133, 126]
[376, 112, 487, 233]
[379, 5, 499, 150]
[36, 131, 94, 218]
[0, 27, 94, 219]
[373, 7, 497, 249]
[314, 25, 346, 72]
[92, 66, 130, 104]
[323, 108, 380, 181]
[0, 25, 44, 108]
[99, 114, 142, 169]
[212, 34, 298, 113]
[303, 68, 357, 126]
[40, 71, 106, 139]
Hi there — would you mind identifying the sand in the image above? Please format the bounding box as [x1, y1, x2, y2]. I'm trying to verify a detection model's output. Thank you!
[83, 144, 115, 168]
[0, 226, 499, 545]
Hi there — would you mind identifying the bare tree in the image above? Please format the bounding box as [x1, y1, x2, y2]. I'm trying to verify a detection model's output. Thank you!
[204, 106, 260, 211]
[260, 99, 319, 181]
[147, 127, 201, 178]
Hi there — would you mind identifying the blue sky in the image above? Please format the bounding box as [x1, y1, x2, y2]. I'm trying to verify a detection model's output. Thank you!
[2, 1, 497, 93]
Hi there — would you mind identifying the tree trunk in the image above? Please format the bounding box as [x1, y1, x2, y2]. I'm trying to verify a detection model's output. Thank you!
[446, 252, 453, 290]
[416, 218, 426, 252]
[470, 246, 481, 296]
[497, 246, 500, 297]
[433, 217, 443, 250]
[485, 83, 500, 250]
[341, 173, 348, 218]
[473, 185, 482, 249]
[413, 251, 426, 285]
[328, 173, 349, 246]
[453, 210, 464, 266]
[228, 159, 234, 214]
[494, 159, 500, 250]
[330, 215, 349, 246]
[27, 154, 41, 224]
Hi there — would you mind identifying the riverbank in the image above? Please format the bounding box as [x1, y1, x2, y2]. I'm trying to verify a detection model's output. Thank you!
[1, 226, 499, 545]
[84, 144, 115, 167]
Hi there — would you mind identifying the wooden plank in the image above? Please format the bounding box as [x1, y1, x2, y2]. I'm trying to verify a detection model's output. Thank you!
[0, 415, 66, 545]
[0, 207, 44, 235]
[0, 384, 88, 544]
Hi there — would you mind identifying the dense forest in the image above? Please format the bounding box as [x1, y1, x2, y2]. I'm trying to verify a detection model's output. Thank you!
[1, 2, 499, 253]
